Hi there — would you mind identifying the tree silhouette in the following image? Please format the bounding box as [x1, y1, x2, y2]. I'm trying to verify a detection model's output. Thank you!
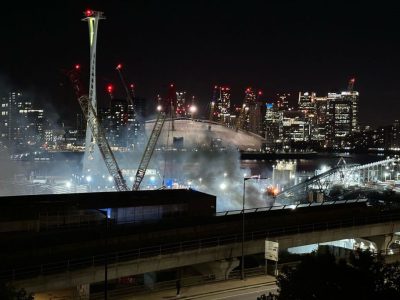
[0, 283, 33, 300]
[276, 248, 400, 300]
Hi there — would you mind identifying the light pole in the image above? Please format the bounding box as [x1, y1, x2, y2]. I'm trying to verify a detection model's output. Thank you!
[241, 178, 247, 280]
[241, 176, 269, 280]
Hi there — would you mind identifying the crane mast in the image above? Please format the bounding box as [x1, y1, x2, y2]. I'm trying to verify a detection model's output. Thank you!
[132, 110, 166, 191]
[67, 67, 129, 192]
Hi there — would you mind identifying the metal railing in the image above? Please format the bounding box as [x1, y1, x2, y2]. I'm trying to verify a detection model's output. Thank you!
[216, 198, 368, 216]
[2, 209, 400, 282]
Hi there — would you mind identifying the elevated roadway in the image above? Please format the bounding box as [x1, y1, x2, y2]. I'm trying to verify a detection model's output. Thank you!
[2, 199, 400, 292]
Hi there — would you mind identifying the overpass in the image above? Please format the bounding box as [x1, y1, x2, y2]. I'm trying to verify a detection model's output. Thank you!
[2, 199, 400, 295]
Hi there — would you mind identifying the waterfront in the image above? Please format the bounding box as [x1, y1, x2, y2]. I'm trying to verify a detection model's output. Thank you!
[0, 150, 389, 211]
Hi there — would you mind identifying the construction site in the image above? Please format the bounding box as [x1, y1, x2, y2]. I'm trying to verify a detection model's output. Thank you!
[0, 10, 399, 213]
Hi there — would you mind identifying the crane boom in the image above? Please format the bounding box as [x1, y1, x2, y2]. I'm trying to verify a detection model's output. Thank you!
[67, 67, 129, 192]
[132, 111, 166, 190]
[116, 64, 134, 106]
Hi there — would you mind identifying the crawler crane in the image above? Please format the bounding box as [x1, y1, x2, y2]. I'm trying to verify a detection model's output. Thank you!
[67, 66, 129, 192]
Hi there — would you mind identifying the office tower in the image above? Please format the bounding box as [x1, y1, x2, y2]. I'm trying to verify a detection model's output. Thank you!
[176, 91, 186, 117]
[326, 93, 353, 148]
[264, 102, 281, 149]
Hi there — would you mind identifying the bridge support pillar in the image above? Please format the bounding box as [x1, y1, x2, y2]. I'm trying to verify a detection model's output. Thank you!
[73, 283, 90, 300]
[193, 258, 240, 280]
[144, 272, 157, 290]
[365, 234, 394, 254]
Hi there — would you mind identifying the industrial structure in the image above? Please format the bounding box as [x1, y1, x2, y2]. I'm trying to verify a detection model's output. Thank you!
[82, 10, 105, 176]
[275, 156, 400, 204]
[67, 66, 128, 192]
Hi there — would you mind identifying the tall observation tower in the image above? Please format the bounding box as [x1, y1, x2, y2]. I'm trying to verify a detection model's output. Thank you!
[82, 10, 105, 176]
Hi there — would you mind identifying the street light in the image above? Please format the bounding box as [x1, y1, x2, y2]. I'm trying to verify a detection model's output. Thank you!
[242, 176, 269, 280]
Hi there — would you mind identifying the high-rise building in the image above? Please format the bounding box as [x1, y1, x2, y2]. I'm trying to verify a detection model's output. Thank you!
[175, 91, 186, 117]
[281, 111, 309, 142]
[0, 91, 44, 146]
[242, 87, 256, 131]
[298, 92, 316, 141]
[220, 86, 231, 115]
[298, 92, 316, 112]
[98, 98, 141, 149]
[314, 96, 328, 142]
[341, 90, 359, 132]
[210, 85, 231, 124]
[392, 120, 400, 149]
[276, 93, 290, 111]
[264, 102, 281, 149]
[248, 90, 263, 135]
[326, 93, 353, 148]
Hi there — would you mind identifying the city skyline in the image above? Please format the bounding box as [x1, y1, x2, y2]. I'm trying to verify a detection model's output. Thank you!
[1, 1, 400, 127]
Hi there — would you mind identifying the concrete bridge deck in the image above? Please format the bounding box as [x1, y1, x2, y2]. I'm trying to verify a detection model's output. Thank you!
[2, 200, 400, 292]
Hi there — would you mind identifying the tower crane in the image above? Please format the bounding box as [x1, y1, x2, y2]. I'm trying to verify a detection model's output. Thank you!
[114, 63, 166, 190]
[348, 78, 355, 92]
[116, 64, 135, 106]
[67, 66, 129, 192]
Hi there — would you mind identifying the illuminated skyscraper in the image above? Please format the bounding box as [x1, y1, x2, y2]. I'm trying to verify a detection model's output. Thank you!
[341, 90, 359, 132]
[264, 102, 281, 149]
[326, 93, 352, 148]
[219, 86, 231, 115]
[0, 91, 44, 146]
[176, 91, 186, 117]
[298, 92, 316, 141]
[276, 93, 290, 111]
[248, 90, 263, 135]
[314, 96, 328, 142]
[241, 87, 256, 131]
[210, 85, 231, 123]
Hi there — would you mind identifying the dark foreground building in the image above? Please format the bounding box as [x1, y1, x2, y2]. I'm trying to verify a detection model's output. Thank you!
[0, 189, 216, 232]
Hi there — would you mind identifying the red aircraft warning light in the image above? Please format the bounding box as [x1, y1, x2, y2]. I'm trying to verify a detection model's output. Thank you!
[107, 84, 114, 94]
[74, 64, 81, 70]
[116, 64, 122, 70]
[85, 10, 93, 17]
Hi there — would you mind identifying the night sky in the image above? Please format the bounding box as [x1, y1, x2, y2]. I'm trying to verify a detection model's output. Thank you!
[1, 0, 399, 127]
